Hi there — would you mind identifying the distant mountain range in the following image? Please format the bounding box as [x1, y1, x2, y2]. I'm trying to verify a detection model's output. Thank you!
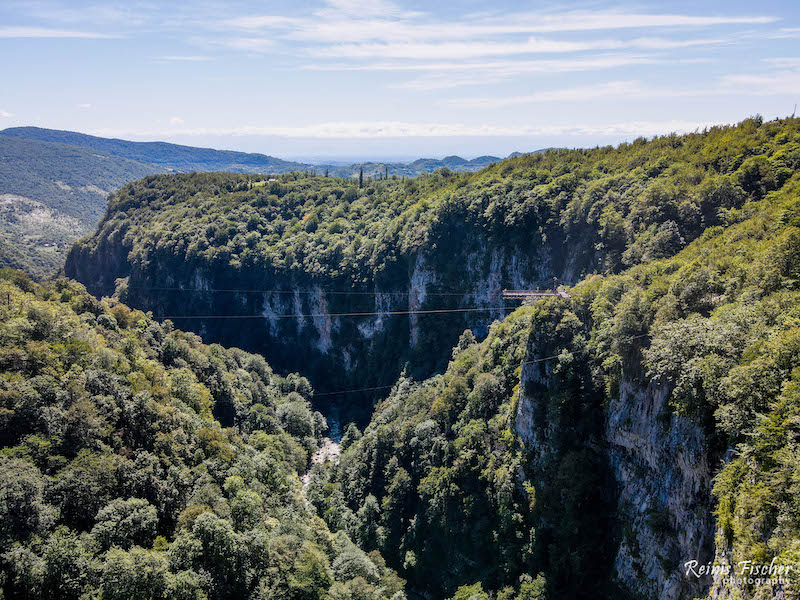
[353, 154, 503, 178]
[1, 127, 516, 177]
[0, 126, 537, 278]
[0, 127, 306, 174]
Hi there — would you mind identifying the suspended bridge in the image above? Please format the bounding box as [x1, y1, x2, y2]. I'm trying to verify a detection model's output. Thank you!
[502, 288, 571, 301]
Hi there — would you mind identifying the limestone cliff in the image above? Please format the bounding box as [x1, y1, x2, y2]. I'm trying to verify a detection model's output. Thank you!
[516, 360, 716, 599]
[606, 379, 714, 600]
[66, 232, 572, 424]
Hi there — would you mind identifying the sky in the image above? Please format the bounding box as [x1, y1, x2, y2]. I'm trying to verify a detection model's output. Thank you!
[1, 0, 799, 161]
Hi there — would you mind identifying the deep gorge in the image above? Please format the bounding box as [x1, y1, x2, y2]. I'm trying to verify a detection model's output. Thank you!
[56, 117, 800, 599]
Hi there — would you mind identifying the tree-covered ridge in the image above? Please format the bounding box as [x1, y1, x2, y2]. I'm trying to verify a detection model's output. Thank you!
[1, 128, 309, 175]
[68, 117, 800, 289]
[309, 169, 800, 599]
[68, 169, 456, 286]
[0, 127, 502, 281]
[0, 270, 405, 600]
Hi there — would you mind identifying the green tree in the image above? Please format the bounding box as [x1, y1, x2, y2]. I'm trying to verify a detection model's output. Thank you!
[91, 497, 158, 550]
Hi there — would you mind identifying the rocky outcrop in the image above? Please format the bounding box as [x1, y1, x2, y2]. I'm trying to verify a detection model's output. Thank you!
[607, 378, 714, 600]
[515, 364, 715, 600]
[67, 231, 575, 424]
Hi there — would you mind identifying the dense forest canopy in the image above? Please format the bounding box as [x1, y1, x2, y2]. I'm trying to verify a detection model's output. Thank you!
[71, 117, 800, 286]
[64, 117, 800, 421]
[4, 116, 800, 600]
[309, 161, 800, 598]
[0, 269, 405, 600]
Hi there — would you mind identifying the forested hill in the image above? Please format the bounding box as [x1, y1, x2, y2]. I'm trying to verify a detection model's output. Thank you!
[0, 127, 311, 280]
[0, 134, 162, 279]
[1, 127, 307, 174]
[8, 116, 800, 600]
[310, 164, 800, 599]
[65, 117, 800, 423]
[0, 268, 405, 600]
[361, 154, 503, 177]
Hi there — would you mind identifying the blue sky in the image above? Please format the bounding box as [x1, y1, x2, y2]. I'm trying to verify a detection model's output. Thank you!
[1, 0, 799, 160]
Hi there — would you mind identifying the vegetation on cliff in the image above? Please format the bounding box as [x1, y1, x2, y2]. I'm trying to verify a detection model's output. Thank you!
[69, 117, 799, 287]
[0, 269, 404, 600]
[46, 116, 800, 598]
[63, 116, 800, 425]
[307, 304, 615, 599]
[309, 143, 800, 598]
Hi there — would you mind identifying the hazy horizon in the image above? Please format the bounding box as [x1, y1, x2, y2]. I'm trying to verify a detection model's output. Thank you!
[3, 124, 551, 162]
[4, 120, 780, 164]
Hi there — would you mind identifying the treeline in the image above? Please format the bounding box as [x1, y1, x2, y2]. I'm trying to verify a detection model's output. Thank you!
[69, 117, 800, 289]
[0, 269, 405, 600]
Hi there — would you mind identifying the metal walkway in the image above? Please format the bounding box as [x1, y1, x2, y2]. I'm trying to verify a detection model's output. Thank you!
[502, 289, 571, 301]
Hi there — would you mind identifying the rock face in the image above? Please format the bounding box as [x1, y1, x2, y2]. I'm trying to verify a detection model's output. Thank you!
[606, 379, 715, 600]
[516, 363, 716, 600]
[67, 232, 566, 424]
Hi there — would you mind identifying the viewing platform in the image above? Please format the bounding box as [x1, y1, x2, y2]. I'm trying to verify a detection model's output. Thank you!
[502, 288, 571, 301]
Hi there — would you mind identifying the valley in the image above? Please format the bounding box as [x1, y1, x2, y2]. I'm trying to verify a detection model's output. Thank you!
[4, 0, 799, 597]
[2, 116, 800, 600]
[65, 118, 794, 425]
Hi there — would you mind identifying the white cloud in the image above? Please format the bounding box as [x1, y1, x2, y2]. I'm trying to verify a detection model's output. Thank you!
[319, 0, 420, 18]
[169, 117, 185, 125]
[764, 57, 800, 67]
[0, 109, 13, 118]
[316, 37, 624, 60]
[225, 0, 421, 29]
[216, 3, 778, 109]
[447, 68, 800, 109]
[223, 37, 275, 52]
[155, 55, 212, 62]
[90, 119, 728, 139]
[0, 26, 116, 38]
[308, 55, 653, 73]
[487, 12, 777, 34]
[224, 15, 300, 29]
[78, 103, 92, 109]
[721, 68, 800, 95]
[447, 81, 649, 108]
[341, 55, 697, 91]
[628, 36, 728, 49]
[225, 10, 776, 44]
[215, 4, 766, 98]
[314, 35, 729, 61]
[769, 27, 800, 39]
